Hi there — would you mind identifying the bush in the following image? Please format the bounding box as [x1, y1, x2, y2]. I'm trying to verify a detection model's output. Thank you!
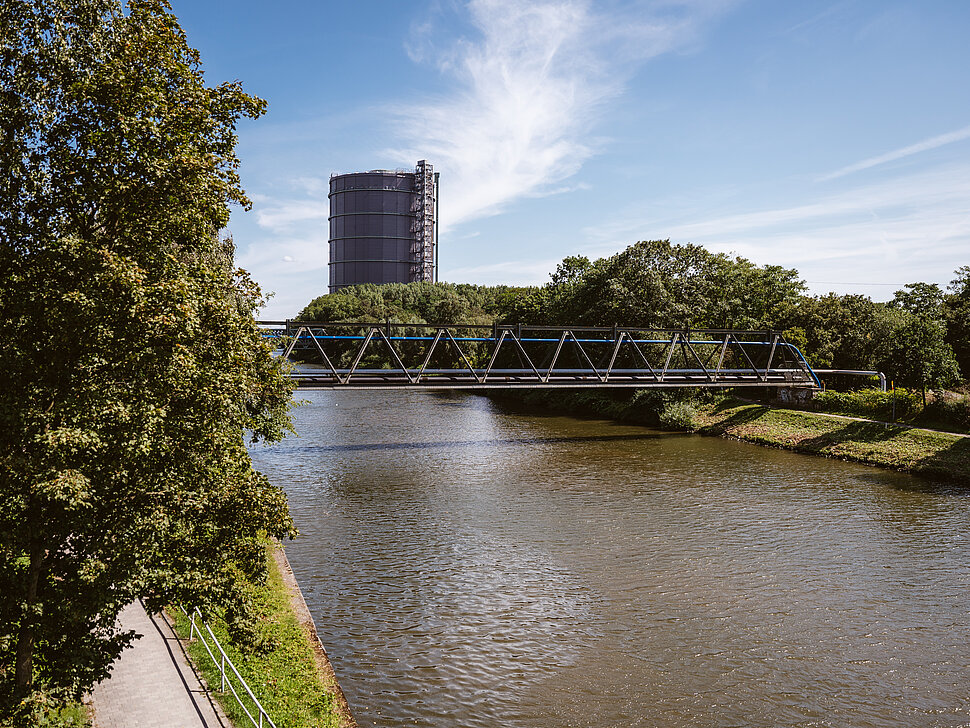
[3, 691, 89, 727]
[923, 393, 970, 431]
[813, 388, 921, 421]
[658, 400, 698, 431]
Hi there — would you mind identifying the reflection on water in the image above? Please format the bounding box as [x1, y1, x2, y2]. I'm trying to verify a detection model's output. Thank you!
[250, 390, 970, 728]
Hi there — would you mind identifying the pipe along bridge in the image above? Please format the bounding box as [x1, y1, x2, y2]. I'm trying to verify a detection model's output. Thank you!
[261, 321, 820, 391]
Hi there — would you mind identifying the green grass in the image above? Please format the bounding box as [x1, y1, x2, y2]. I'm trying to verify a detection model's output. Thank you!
[55, 702, 91, 727]
[492, 389, 970, 484]
[169, 543, 346, 728]
[695, 400, 970, 482]
[812, 387, 970, 434]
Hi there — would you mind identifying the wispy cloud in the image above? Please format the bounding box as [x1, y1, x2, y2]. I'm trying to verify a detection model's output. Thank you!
[254, 198, 328, 231]
[444, 258, 562, 286]
[236, 231, 332, 316]
[818, 124, 970, 181]
[392, 0, 732, 230]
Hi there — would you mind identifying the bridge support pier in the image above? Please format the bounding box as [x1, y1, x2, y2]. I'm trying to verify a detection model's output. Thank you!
[771, 387, 816, 406]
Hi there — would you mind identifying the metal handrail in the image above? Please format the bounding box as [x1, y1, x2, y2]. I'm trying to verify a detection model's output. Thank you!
[181, 607, 278, 728]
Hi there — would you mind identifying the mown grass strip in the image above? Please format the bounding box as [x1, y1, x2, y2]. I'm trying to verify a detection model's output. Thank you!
[695, 400, 970, 482]
[169, 542, 350, 728]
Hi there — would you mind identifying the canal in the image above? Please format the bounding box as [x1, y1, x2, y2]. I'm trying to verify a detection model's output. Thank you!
[249, 390, 970, 728]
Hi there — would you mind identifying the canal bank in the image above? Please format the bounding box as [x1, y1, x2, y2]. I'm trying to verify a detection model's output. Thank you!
[694, 399, 970, 483]
[269, 543, 357, 728]
[168, 541, 357, 728]
[488, 390, 970, 484]
[253, 389, 970, 728]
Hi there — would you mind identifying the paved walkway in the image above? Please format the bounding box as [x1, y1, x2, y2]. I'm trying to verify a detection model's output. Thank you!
[91, 601, 228, 728]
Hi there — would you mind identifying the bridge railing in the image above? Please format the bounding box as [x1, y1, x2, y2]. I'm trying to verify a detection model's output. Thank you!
[257, 320, 820, 390]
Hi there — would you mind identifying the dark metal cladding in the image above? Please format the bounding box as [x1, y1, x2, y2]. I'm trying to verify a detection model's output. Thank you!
[328, 161, 437, 292]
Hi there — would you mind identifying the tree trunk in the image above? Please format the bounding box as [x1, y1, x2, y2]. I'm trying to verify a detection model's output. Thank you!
[14, 545, 45, 698]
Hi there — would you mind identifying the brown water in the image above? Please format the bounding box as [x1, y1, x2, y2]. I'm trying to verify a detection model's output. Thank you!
[249, 390, 970, 728]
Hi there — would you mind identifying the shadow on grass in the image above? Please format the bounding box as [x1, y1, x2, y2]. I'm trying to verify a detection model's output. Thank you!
[711, 396, 752, 415]
[699, 403, 771, 436]
[916, 437, 970, 484]
[798, 421, 910, 451]
[789, 420, 970, 486]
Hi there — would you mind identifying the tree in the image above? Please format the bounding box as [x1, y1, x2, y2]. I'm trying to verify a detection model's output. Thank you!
[0, 0, 293, 720]
[888, 283, 960, 404]
[527, 240, 804, 329]
[944, 266, 970, 381]
[781, 293, 901, 370]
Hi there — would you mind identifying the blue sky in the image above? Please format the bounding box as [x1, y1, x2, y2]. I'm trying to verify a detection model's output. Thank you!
[171, 0, 970, 319]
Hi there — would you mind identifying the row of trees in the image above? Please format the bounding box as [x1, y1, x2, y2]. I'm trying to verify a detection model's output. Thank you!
[1, 1, 293, 723]
[299, 241, 967, 397]
[298, 281, 535, 326]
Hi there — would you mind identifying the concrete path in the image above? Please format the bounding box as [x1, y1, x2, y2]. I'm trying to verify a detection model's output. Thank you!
[91, 601, 228, 728]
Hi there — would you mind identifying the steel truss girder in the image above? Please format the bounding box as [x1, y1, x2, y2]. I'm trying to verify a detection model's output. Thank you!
[260, 321, 821, 390]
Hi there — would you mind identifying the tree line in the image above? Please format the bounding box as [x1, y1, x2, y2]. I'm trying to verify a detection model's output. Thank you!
[299, 240, 968, 398]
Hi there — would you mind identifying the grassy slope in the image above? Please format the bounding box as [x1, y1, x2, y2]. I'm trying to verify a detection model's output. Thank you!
[170, 542, 353, 728]
[695, 400, 970, 483]
[490, 390, 969, 484]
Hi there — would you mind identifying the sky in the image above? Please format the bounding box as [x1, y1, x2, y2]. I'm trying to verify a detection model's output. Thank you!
[170, 0, 970, 319]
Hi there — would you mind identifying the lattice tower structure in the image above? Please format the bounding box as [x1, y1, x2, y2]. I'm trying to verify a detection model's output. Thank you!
[410, 160, 437, 283]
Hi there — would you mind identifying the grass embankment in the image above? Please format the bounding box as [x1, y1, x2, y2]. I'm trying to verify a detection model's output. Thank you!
[170, 542, 355, 728]
[812, 387, 970, 434]
[490, 390, 970, 483]
[694, 399, 970, 483]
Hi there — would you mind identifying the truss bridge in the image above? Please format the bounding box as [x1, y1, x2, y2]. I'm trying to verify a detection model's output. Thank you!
[260, 321, 820, 391]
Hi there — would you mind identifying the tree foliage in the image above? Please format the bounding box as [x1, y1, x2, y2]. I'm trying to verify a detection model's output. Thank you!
[527, 240, 805, 329]
[780, 293, 903, 370]
[887, 283, 960, 402]
[945, 266, 970, 379]
[0, 0, 293, 719]
[298, 281, 537, 326]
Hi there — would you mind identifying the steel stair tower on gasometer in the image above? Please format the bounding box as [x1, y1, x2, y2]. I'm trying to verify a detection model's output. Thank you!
[411, 160, 437, 283]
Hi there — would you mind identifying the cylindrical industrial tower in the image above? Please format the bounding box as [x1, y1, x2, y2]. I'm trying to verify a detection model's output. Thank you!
[328, 161, 438, 292]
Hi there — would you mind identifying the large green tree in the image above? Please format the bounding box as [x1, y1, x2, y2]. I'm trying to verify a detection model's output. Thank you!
[780, 293, 903, 370]
[533, 240, 804, 329]
[888, 283, 960, 403]
[0, 0, 293, 720]
[944, 266, 970, 380]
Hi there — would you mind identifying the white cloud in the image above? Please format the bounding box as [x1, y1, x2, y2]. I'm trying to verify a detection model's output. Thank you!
[583, 163, 970, 295]
[444, 258, 561, 285]
[244, 0, 734, 314]
[255, 199, 330, 231]
[237, 233, 331, 276]
[391, 0, 732, 230]
[818, 124, 970, 181]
